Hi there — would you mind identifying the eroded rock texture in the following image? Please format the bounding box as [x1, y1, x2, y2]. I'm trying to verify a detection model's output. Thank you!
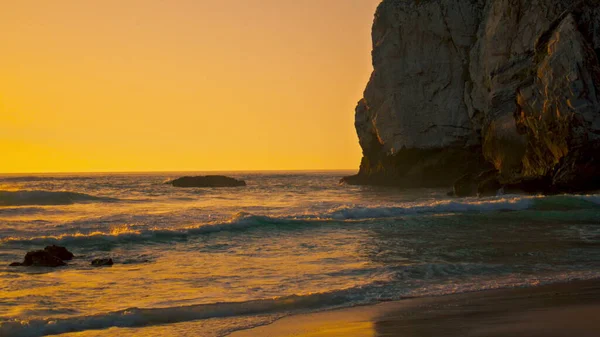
[345, 0, 600, 193]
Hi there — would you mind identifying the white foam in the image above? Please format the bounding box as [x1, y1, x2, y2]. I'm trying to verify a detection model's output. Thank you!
[4, 194, 599, 248]
[0, 285, 374, 337]
[327, 196, 534, 220]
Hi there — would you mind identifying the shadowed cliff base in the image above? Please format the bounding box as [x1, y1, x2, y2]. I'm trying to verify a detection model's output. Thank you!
[347, 0, 600, 195]
[343, 140, 600, 196]
[341, 146, 492, 188]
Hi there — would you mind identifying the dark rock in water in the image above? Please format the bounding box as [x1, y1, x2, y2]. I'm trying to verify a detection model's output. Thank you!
[91, 258, 113, 267]
[11, 250, 67, 267]
[504, 177, 554, 195]
[44, 245, 74, 261]
[24, 250, 67, 267]
[9, 245, 73, 267]
[475, 170, 502, 197]
[453, 174, 477, 197]
[551, 142, 600, 193]
[477, 176, 502, 197]
[168, 175, 246, 188]
[452, 169, 502, 197]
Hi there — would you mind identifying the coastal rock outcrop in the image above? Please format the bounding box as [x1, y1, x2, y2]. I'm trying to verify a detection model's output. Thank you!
[44, 245, 74, 261]
[344, 0, 600, 195]
[8, 245, 119, 269]
[10, 250, 66, 267]
[168, 175, 246, 188]
[9, 245, 73, 267]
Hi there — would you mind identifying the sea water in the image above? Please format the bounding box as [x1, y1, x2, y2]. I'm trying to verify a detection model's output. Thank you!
[0, 171, 599, 336]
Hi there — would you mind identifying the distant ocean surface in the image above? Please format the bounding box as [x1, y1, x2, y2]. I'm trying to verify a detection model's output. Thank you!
[1, 171, 599, 336]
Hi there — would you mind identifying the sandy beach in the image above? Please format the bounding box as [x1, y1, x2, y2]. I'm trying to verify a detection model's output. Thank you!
[230, 279, 600, 337]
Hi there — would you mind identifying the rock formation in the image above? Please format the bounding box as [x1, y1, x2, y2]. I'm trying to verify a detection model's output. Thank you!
[8, 245, 119, 269]
[44, 244, 74, 261]
[9, 246, 74, 267]
[168, 175, 246, 188]
[344, 0, 600, 195]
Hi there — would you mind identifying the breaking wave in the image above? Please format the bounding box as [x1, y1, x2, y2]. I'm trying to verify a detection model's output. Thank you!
[2, 269, 599, 337]
[0, 286, 369, 337]
[327, 194, 600, 219]
[327, 196, 532, 219]
[3, 194, 599, 248]
[0, 213, 303, 248]
[0, 190, 116, 206]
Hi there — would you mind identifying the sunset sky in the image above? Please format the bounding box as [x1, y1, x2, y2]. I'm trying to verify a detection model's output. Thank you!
[0, 0, 380, 173]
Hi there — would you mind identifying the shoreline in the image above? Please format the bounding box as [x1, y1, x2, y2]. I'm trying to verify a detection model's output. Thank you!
[229, 278, 600, 337]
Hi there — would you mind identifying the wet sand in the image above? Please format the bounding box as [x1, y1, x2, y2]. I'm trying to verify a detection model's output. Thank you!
[230, 279, 600, 337]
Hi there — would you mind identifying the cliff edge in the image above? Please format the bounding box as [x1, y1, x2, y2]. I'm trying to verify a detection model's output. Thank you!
[344, 0, 600, 195]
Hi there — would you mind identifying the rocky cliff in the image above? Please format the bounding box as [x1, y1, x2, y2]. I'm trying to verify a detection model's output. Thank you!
[344, 0, 600, 195]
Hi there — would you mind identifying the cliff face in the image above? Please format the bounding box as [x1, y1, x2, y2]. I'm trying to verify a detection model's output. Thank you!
[345, 0, 600, 194]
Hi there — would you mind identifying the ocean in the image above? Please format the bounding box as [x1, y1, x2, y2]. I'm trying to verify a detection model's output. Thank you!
[0, 171, 599, 336]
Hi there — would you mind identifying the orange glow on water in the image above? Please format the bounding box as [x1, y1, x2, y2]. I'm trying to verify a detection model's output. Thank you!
[0, 0, 381, 173]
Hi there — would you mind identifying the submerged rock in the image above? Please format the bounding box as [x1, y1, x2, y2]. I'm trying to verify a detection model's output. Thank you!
[345, 0, 600, 195]
[168, 175, 246, 188]
[91, 258, 113, 267]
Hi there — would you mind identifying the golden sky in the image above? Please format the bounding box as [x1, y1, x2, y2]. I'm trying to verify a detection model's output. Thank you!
[0, 0, 380, 173]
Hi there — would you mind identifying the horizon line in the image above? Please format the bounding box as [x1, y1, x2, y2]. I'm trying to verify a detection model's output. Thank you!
[0, 168, 358, 175]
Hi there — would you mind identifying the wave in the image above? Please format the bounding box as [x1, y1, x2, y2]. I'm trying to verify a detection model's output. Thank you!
[2, 269, 599, 337]
[3, 195, 599, 248]
[327, 194, 600, 219]
[529, 194, 600, 210]
[0, 190, 117, 206]
[327, 196, 533, 219]
[0, 285, 375, 337]
[0, 207, 48, 216]
[0, 214, 304, 248]
[0, 176, 94, 182]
